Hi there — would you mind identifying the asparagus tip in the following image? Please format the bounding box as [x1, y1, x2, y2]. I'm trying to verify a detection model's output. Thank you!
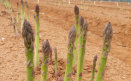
[54, 46, 57, 54]
[42, 39, 50, 57]
[25, 1, 29, 8]
[80, 16, 84, 26]
[25, 1, 27, 4]
[35, 4, 39, 13]
[103, 22, 113, 42]
[22, 19, 34, 50]
[17, 2, 19, 6]
[74, 5, 79, 15]
[93, 55, 97, 63]
[68, 26, 76, 44]
[21, 0, 23, 5]
[83, 21, 88, 32]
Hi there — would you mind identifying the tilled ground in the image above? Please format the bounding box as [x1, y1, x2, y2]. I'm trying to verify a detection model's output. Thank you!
[0, 0, 130, 81]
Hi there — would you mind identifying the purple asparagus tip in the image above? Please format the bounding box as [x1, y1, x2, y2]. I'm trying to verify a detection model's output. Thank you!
[74, 5, 79, 15]
[35, 4, 39, 13]
[80, 16, 84, 27]
[54, 46, 57, 54]
[17, 2, 19, 6]
[21, 0, 23, 5]
[68, 26, 76, 44]
[83, 21, 88, 32]
[103, 22, 113, 44]
[42, 39, 51, 57]
[93, 55, 97, 64]
[22, 20, 34, 50]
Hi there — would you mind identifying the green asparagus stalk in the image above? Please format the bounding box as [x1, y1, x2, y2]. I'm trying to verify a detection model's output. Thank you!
[34, 4, 40, 68]
[2, 0, 5, 5]
[64, 26, 76, 81]
[3, 0, 7, 7]
[76, 16, 88, 81]
[13, 18, 18, 36]
[22, 20, 35, 81]
[91, 55, 97, 81]
[21, 0, 25, 30]
[7, 0, 10, 10]
[54, 46, 58, 75]
[8, 0, 12, 12]
[96, 22, 113, 81]
[25, 2, 29, 21]
[72, 5, 79, 68]
[3, 0, 6, 6]
[41, 40, 51, 81]
[16, 2, 19, 23]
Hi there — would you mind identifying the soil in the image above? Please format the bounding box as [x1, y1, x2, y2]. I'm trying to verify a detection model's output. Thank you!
[0, 0, 130, 81]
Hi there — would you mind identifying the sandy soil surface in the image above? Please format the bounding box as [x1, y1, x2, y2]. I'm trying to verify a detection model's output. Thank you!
[0, 0, 130, 81]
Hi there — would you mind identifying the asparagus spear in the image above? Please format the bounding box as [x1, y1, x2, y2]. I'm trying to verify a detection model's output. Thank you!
[76, 16, 88, 81]
[96, 22, 113, 81]
[54, 46, 58, 75]
[34, 4, 40, 68]
[91, 55, 97, 81]
[16, 2, 19, 23]
[25, 2, 29, 21]
[64, 26, 76, 81]
[22, 20, 35, 81]
[7, 0, 12, 13]
[41, 40, 51, 81]
[21, 0, 25, 30]
[3, 0, 8, 7]
[73, 5, 79, 68]
[12, 18, 18, 36]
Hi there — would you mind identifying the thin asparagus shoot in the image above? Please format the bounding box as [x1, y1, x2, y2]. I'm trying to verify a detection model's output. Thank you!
[12, 17, 18, 36]
[7, 0, 12, 13]
[3, 0, 7, 7]
[73, 5, 79, 69]
[21, 0, 25, 30]
[54, 46, 58, 75]
[64, 26, 76, 81]
[91, 55, 97, 81]
[41, 40, 51, 81]
[96, 22, 113, 81]
[34, 4, 40, 68]
[16, 2, 19, 23]
[25, 2, 29, 21]
[22, 20, 35, 81]
[76, 16, 88, 81]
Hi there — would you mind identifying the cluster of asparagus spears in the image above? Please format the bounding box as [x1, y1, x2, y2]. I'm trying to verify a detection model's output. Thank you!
[11, 0, 30, 36]
[21, 3, 113, 81]
[21, 0, 29, 30]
